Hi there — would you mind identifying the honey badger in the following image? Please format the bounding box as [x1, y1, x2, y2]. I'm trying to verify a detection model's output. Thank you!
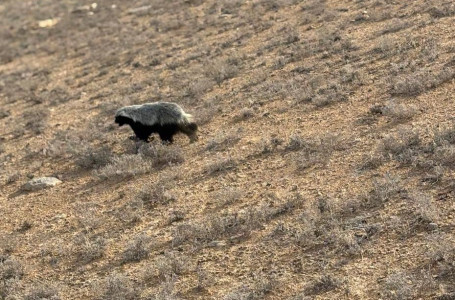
[115, 102, 198, 143]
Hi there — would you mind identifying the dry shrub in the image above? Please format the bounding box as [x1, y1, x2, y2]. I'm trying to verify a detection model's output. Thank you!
[22, 107, 49, 136]
[214, 187, 243, 208]
[135, 180, 176, 208]
[380, 127, 421, 156]
[155, 251, 190, 280]
[390, 68, 455, 96]
[96, 154, 151, 179]
[75, 146, 112, 169]
[184, 77, 214, 99]
[287, 133, 343, 171]
[382, 102, 418, 124]
[206, 133, 240, 152]
[381, 272, 414, 300]
[172, 199, 297, 247]
[304, 275, 340, 296]
[205, 156, 236, 174]
[0, 256, 24, 298]
[434, 145, 455, 166]
[379, 18, 410, 35]
[122, 234, 151, 263]
[24, 284, 60, 300]
[138, 143, 184, 169]
[96, 273, 139, 300]
[73, 235, 105, 265]
[222, 275, 275, 300]
[205, 58, 239, 85]
[235, 107, 254, 121]
[366, 174, 404, 208]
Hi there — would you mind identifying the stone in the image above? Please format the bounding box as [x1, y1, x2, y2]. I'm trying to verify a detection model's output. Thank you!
[22, 177, 62, 191]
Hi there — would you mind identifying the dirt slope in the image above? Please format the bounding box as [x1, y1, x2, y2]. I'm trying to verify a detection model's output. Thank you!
[1, 0, 455, 299]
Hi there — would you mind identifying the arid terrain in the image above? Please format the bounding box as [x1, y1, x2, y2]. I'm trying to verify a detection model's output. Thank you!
[1, 0, 455, 299]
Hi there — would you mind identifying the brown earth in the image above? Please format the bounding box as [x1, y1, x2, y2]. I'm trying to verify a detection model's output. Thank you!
[1, 0, 455, 299]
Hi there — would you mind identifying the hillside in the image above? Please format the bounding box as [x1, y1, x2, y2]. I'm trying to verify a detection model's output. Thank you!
[1, 0, 455, 299]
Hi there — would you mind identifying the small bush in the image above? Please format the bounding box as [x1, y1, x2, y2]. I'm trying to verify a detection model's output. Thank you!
[206, 133, 240, 152]
[205, 59, 239, 85]
[74, 236, 105, 265]
[390, 68, 455, 96]
[380, 128, 421, 156]
[24, 284, 60, 300]
[0, 256, 23, 281]
[96, 154, 151, 179]
[304, 275, 340, 296]
[135, 181, 175, 208]
[435, 145, 455, 166]
[22, 107, 49, 136]
[382, 102, 418, 124]
[138, 143, 184, 169]
[206, 156, 236, 174]
[215, 187, 243, 208]
[235, 108, 254, 121]
[122, 234, 151, 263]
[381, 272, 414, 300]
[97, 273, 139, 300]
[75, 146, 112, 169]
[155, 251, 189, 280]
[379, 18, 410, 35]
[366, 174, 404, 207]
[184, 77, 214, 99]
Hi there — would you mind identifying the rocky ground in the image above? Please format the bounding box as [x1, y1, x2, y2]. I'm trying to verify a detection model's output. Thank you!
[1, 0, 455, 299]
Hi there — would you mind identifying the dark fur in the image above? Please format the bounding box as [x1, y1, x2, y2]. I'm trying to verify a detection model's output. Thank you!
[115, 115, 198, 143]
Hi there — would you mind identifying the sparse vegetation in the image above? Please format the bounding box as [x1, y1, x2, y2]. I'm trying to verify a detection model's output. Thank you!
[1, 0, 455, 299]
[122, 234, 151, 263]
[96, 273, 139, 300]
[96, 154, 151, 179]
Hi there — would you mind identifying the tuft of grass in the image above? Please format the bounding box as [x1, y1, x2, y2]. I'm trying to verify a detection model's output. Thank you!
[206, 133, 240, 152]
[223, 275, 275, 300]
[390, 68, 455, 96]
[382, 102, 418, 124]
[380, 127, 421, 157]
[235, 107, 254, 121]
[135, 180, 176, 208]
[304, 275, 340, 296]
[122, 234, 151, 263]
[184, 77, 214, 99]
[75, 146, 112, 169]
[205, 156, 236, 174]
[74, 236, 105, 265]
[96, 154, 151, 180]
[97, 273, 139, 300]
[24, 284, 60, 300]
[365, 174, 404, 208]
[0, 256, 24, 298]
[381, 272, 414, 300]
[138, 143, 184, 169]
[214, 187, 243, 208]
[205, 58, 239, 85]
[379, 18, 410, 35]
[155, 251, 190, 280]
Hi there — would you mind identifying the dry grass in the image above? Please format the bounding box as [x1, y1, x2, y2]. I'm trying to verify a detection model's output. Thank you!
[1, 0, 455, 299]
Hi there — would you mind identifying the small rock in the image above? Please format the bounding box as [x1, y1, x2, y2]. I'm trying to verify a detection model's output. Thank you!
[38, 18, 60, 28]
[428, 223, 438, 230]
[207, 240, 226, 248]
[22, 177, 62, 191]
[127, 5, 152, 15]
